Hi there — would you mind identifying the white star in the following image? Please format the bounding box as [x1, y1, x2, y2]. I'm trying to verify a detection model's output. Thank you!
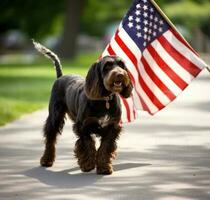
[135, 10, 141, 15]
[143, 20, 148, 25]
[144, 34, 148, 40]
[135, 17, 141, 23]
[159, 20, 164, 25]
[143, 0, 147, 3]
[149, 22, 153, 27]
[154, 24, 157, 30]
[153, 32, 157, 36]
[150, 15, 154, 20]
[148, 29, 152, 34]
[148, 36, 151, 41]
[128, 22, 133, 28]
[143, 41, 147, 47]
[144, 27, 148, 33]
[154, 17, 158, 22]
[150, 7, 154, 12]
[143, 5, 148, 10]
[159, 27, 163, 32]
[136, 25, 141, 30]
[136, 4, 141, 9]
[128, 16, 133, 21]
[137, 32, 142, 38]
[143, 12, 148, 18]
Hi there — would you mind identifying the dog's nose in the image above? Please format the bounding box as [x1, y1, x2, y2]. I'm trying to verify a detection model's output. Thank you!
[116, 73, 124, 80]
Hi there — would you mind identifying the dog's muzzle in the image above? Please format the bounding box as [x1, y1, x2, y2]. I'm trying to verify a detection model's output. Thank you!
[104, 67, 130, 93]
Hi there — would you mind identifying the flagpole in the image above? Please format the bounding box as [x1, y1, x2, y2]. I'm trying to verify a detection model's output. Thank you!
[149, 0, 210, 71]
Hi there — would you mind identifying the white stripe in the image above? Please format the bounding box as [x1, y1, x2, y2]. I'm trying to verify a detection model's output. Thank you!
[120, 98, 127, 123]
[102, 47, 109, 57]
[125, 97, 134, 122]
[164, 30, 207, 69]
[143, 49, 182, 96]
[118, 28, 142, 58]
[132, 90, 143, 110]
[131, 95, 138, 118]
[138, 59, 171, 105]
[110, 38, 159, 113]
[151, 40, 194, 84]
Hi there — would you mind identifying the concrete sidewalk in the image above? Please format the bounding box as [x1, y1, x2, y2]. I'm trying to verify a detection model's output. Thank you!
[0, 70, 210, 200]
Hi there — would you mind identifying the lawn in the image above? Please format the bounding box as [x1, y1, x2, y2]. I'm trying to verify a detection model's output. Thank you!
[0, 52, 99, 126]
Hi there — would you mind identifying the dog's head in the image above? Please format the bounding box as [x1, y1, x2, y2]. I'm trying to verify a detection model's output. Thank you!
[85, 56, 133, 100]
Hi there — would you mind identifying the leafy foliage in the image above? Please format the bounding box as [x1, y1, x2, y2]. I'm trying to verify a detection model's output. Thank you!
[164, 0, 210, 35]
[0, 0, 210, 39]
[0, 0, 65, 38]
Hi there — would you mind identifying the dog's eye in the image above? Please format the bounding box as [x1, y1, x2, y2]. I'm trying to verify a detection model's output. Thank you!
[103, 62, 113, 72]
[117, 61, 126, 69]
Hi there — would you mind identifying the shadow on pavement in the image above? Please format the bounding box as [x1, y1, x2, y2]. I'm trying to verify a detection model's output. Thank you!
[24, 162, 150, 188]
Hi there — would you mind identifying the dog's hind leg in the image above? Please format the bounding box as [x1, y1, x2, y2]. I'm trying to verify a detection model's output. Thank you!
[40, 98, 66, 167]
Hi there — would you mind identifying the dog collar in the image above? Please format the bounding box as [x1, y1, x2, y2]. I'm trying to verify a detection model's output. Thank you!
[104, 95, 113, 110]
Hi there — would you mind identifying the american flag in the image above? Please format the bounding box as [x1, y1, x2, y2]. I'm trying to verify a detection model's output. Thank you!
[101, 0, 208, 123]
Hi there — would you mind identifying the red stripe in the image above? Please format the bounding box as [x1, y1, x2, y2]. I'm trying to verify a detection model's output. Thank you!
[121, 97, 131, 122]
[141, 56, 176, 101]
[147, 45, 188, 90]
[108, 43, 151, 113]
[170, 28, 199, 57]
[114, 34, 139, 73]
[138, 64, 165, 110]
[107, 45, 115, 55]
[158, 36, 201, 77]
[131, 94, 137, 119]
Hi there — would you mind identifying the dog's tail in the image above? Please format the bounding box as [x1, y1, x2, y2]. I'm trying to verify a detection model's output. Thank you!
[33, 40, 63, 78]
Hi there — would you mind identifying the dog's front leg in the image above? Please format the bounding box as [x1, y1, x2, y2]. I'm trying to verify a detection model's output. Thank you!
[97, 124, 121, 175]
[73, 122, 96, 172]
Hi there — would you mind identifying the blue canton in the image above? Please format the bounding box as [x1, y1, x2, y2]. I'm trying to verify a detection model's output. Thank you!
[122, 0, 169, 51]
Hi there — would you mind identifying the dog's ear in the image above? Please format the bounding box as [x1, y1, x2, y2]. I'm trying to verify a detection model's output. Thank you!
[120, 81, 133, 98]
[85, 61, 104, 99]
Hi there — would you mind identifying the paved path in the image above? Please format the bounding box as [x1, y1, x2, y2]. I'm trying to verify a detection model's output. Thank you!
[0, 69, 210, 200]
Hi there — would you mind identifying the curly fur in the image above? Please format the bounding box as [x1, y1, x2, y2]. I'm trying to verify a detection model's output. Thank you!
[34, 41, 133, 175]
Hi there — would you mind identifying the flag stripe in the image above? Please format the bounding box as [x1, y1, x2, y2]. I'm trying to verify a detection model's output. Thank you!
[114, 33, 165, 111]
[107, 45, 115, 55]
[115, 34, 138, 69]
[121, 97, 131, 122]
[164, 31, 207, 70]
[139, 59, 171, 105]
[141, 56, 176, 101]
[158, 35, 201, 77]
[170, 28, 199, 57]
[143, 49, 182, 96]
[147, 44, 188, 90]
[118, 28, 142, 57]
[138, 70, 165, 110]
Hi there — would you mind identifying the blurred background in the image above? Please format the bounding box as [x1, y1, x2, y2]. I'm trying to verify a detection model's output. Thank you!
[0, 0, 210, 126]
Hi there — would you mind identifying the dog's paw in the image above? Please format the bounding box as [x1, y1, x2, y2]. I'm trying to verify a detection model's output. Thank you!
[40, 156, 54, 167]
[79, 159, 95, 172]
[97, 165, 113, 175]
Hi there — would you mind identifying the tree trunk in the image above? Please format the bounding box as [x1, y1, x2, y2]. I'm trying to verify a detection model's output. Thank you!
[57, 0, 84, 59]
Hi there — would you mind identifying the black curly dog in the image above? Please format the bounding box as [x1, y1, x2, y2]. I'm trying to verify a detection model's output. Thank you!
[33, 41, 133, 175]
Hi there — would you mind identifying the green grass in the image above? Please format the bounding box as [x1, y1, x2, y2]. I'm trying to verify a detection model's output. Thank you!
[0, 52, 99, 126]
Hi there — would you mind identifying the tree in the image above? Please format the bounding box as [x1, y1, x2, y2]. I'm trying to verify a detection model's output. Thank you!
[57, 0, 84, 59]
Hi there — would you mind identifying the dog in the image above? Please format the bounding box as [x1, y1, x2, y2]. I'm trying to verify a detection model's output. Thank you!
[33, 41, 133, 175]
